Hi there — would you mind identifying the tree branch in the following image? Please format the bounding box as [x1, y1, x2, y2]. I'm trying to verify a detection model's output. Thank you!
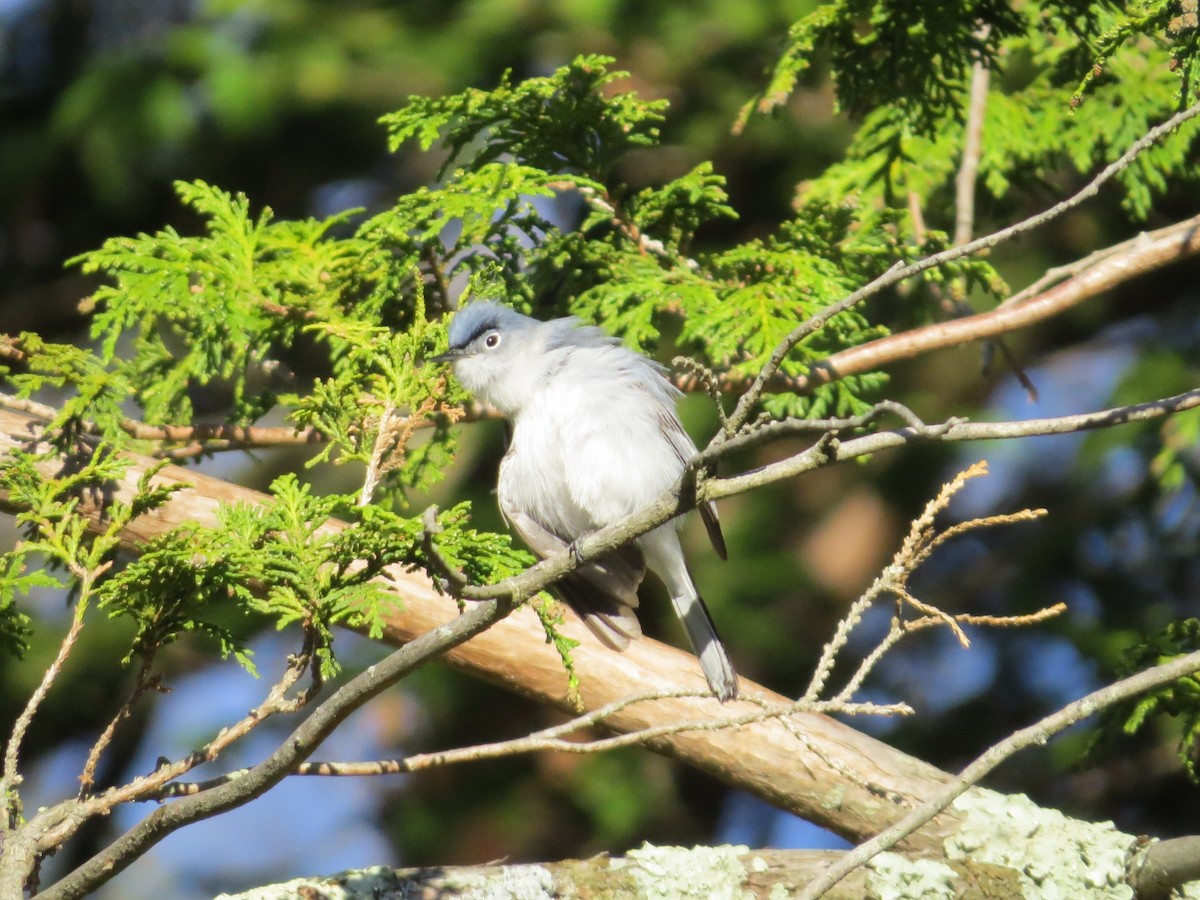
[2, 585, 90, 828]
[680, 209, 1200, 398]
[151, 692, 910, 796]
[807, 212, 1200, 390]
[721, 101, 1200, 429]
[6, 204, 1197, 463]
[2, 387, 1197, 877]
[1129, 836, 1200, 900]
[798, 648, 1200, 899]
[0, 405, 965, 858]
[705, 387, 1200, 499]
[35, 594, 515, 900]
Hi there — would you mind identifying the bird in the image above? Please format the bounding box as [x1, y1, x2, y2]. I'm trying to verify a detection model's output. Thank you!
[432, 301, 738, 701]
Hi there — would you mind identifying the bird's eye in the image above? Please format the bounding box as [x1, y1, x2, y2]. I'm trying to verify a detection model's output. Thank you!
[484, 332, 501, 349]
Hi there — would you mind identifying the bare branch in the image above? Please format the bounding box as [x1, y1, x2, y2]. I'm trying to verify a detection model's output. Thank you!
[695, 212, 1200, 399]
[2, 598, 88, 828]
[78, 656, 161, 798]
[955, 30, 991, 247]
[807, 213, 1200, 390]
[798, 648, 1200, 899]
[564, 182, 702, 272]
[706, 388, 1200, 502]
[151, 690, 912, 798]
[1130, 836, 1200, 900]
[22, 630, 322, 871]
[804, 461, 1056, 706]
[0, 381, 1194, 885]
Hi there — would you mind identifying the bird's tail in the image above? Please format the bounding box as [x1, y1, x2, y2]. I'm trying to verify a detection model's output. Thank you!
[641, 527, 739, 701]
[670, 581, 739, 702]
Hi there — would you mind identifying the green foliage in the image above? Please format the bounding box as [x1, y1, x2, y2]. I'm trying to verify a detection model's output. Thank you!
[1090, 620, 1200, 781]
[422, 503, 536, 590]
[70, 179, 379, 426]
[531, 595, 582, 705]
[380, 54, 667, 179]
[97, 476, 531, 678]
[0, 333, 137, 451]
[291, 292, 458, 504]
[360, 162, 563, 310]
[5, 3, 1200, 889]
[1073, 0, 1200, 108]
[775, 1, 1200, 223]
[12, 29, 1198, 680]
[0, 449, 183, 656]
[0, 449, 181, 578]
[0, 553, 48, 657]
[1152, 411, 1200, 493]
[740, 0, 1022, 132]
[8, 20, 1199, 690]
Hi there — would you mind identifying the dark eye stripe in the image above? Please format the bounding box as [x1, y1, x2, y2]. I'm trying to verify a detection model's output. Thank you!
[457, 317, 499, 348]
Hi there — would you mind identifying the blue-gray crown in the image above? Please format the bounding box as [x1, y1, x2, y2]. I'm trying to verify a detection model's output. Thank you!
[446, 301, 535, 350]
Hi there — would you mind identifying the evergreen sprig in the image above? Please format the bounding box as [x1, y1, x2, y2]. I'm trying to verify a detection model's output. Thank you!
[0, 449, 183, 655]
[1090, 619, 1200, 781]
[380, 53, 667, 179]
[774, 2, 1200, 224]
[737, 0, 1022, 133]
[70, 179, 376, 426]
[96, 476, 532, 678]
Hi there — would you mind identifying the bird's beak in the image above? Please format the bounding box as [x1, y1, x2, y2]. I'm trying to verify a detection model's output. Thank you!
[428, 348, 463, 365]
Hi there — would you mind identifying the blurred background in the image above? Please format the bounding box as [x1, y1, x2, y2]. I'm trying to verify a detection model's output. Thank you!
[3, 1, 1200, 897]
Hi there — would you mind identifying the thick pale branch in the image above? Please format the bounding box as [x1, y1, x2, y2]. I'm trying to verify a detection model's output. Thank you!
[813, 213, 1200, 387]
[0, 406, 962, 856]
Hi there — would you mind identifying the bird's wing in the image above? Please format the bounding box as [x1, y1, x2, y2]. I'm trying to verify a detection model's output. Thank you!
[498, 479, 645, 650]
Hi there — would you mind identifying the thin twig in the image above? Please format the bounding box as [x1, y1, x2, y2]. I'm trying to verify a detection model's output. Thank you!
[359, 399, 397, 507]
[0, 392, 327, 455]
[798, 648, 1200, 899]
[565, 182, 702, 272]
[36, 595, 516, 900]
[78, 656, 161, 798]
[2, 599, 88, 828]
[808, 461, 1054, 707]
[803, 570, 891, 703]
[703, 388, 1200, 505]
[148, 691, 911, 797]
[32, 631, 319, 856]
[418, 505, 469, 595]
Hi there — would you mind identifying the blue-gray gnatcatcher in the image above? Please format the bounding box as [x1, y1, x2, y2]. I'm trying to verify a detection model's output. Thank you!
[433, 301, 739, 701]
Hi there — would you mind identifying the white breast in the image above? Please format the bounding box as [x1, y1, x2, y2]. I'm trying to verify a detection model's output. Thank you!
[499, 344, 692, 540]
